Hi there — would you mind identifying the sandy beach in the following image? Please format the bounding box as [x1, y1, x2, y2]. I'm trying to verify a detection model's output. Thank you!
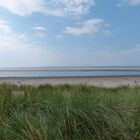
[0, 76, 140, 87]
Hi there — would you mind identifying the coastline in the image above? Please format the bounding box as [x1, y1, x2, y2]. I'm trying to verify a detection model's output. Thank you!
[0, 76, 140, 87]
[1, 67, 140, 72]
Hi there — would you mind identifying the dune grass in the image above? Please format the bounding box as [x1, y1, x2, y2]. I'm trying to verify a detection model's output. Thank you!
[0, 84, 140, 139]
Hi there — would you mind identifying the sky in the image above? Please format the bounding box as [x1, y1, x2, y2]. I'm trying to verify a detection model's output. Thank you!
[0, 0, 140, 67]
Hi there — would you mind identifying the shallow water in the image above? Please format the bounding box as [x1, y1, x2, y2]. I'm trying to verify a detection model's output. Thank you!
[0, 70, 140, 77]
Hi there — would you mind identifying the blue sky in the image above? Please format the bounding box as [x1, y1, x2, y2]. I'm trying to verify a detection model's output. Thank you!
[0, 0, 140, 67]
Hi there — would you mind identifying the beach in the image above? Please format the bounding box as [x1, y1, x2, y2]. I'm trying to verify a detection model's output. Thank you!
[0, 76, 140, 87]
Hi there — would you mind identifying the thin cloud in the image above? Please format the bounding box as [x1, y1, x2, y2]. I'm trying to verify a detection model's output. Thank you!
[56, 34, 63, 40]
[0, 0, 44, 16]
[0, 0, 95, 17]
[0, 20, 140, 66]
[32, 26, 46, 31]
[0, 19, 54, 66]
[0, 20, 11, 33]
[117, 3, 124, 7]
[64, 18, 104, 36]
[123, 0, 140, 6]
[32, 25, 46, 37]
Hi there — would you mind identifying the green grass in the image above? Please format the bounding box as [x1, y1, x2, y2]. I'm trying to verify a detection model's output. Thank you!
[0, 84, 140, 139]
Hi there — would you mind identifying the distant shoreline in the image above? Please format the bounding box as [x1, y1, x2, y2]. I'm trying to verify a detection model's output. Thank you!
[1, 67, 140, 72]
[0, 76, 140, 87]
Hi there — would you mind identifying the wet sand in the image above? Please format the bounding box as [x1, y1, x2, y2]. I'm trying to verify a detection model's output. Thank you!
[0, 76, 140, 87]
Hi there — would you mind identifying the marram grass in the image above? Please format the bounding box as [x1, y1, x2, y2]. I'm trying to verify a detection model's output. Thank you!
[0, 84, 140, 139]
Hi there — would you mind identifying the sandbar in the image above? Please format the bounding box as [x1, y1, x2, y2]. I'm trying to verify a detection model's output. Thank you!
[0, 76, 140, 87]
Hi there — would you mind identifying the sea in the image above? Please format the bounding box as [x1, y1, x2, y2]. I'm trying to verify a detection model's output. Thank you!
[0, 66, 140, 77]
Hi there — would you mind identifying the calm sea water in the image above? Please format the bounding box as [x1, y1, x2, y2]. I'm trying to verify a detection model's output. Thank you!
[0, 66, 140, 77]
